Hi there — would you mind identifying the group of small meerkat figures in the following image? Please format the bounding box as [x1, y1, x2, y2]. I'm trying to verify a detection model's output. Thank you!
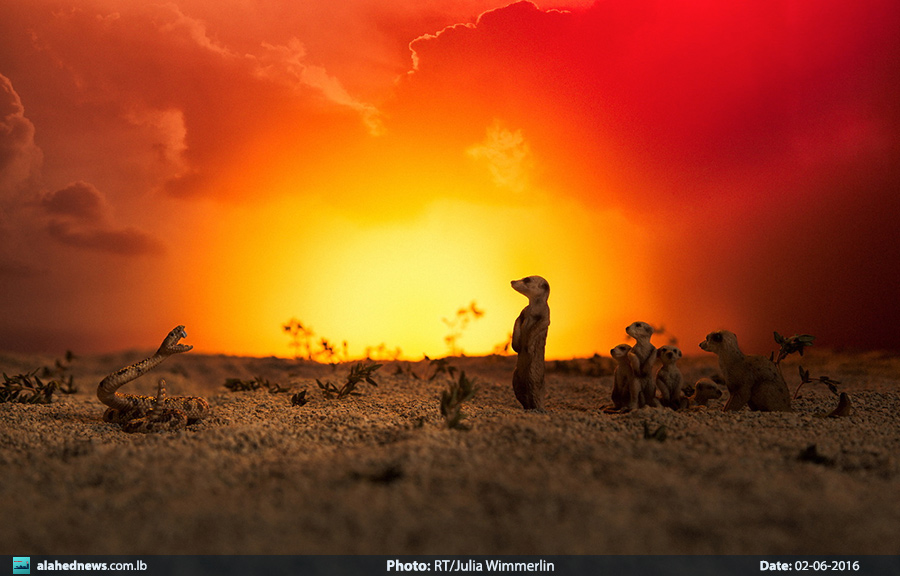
[508, 275, 793, 413]
[604, 321, 793, 413]
[606, 322, 714, 412]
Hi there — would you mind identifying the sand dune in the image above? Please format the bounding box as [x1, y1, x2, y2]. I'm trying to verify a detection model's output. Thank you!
[1, 349, 898, 554]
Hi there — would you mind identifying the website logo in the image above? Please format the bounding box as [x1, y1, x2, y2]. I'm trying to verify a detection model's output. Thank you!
[12, 557, 30, 575]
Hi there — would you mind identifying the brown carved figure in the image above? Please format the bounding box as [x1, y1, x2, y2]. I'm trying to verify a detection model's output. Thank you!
[699, 330, 792, 412]
[655, 345, 684, 409]
[603, 343, 640, 412]
[626, 321, 659, 407]
[680, 378, 724, 409]
[510, 275, 550, 411]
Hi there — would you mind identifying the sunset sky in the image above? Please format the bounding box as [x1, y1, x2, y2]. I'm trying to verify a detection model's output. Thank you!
[1, 0, 899, 359]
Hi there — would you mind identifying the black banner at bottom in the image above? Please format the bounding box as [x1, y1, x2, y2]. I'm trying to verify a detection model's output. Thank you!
[7, 555, 900, 576]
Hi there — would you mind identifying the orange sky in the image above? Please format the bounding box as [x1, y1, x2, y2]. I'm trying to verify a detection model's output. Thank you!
[1, 0, 899, 359]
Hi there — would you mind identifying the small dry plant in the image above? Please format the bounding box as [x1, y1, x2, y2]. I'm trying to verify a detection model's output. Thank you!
[41, 350, 78, 394]
[795, 366, 841, 400]
[643, 422, 668, 442]
[443, 301, 484, 356]
[1, 371, 59, 404]
[283, 318, 349, 364]
[393, 356, 459, 381]
[424, 356, 458, 381]
[290, 390, 309, 406]
[224, 376, 290, 393]
[771, 332, 816, 365]
[2, 349, 82, 404]
[317, 337, 349, 366]
[770, 332, 841, 399]
[283, 318, 314, 359]
[317, 362, 382, 399]
[440, 371, 476, 430]
[392, 360, 427, 381]
[364, 343, 403, 361]
[492, 333, 512, 355]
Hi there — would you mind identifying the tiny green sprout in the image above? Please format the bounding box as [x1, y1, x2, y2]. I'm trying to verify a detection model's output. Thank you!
[643, 422, 667, 442]
[427, 357, 458, 381]
[291, 390, 309, 407]
[392, 362, 420, 380]
[797, 444, 835, 466]
[440, 371, 476, 430]
[315, 378, 336, 398]
[40, 352, 78, 394]
[57, 375, 78, 394]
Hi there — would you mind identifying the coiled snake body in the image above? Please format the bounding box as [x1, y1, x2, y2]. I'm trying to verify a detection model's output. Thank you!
[97, 325, 210, 433]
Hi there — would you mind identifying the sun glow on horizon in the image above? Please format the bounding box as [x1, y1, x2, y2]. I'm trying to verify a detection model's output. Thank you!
[170, 192, 648, 360]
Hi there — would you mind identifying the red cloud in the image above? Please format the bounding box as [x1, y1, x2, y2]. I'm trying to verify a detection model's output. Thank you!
[19, 3, 379, 200]
[396, 0, 900, 209]
[392, 0, 900, 350]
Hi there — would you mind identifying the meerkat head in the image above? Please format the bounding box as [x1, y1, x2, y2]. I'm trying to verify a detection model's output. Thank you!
[693, 378, 723, 402]
[610, 343, 632, 361]
[511, 275, 550, 301]
[699, 330, 739, 354]
[657, 345, 682, 365]
[625, 321, 654, 340]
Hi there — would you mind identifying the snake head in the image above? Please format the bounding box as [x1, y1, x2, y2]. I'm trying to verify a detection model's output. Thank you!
[157, 325, 193, 356]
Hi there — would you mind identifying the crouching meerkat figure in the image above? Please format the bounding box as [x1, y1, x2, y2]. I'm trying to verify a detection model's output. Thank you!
[626, 321, 658, 407]
[510, 275, 550, 411]
[682, 378, 723, 409]
[699, 330, 792, 412]
[655, 345, 684, 409]
[604, 343, 640, 412]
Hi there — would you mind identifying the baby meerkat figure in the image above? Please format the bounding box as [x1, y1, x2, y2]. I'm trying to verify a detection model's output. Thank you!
[655, 345, 684, 409]
[510, 275, 551, 411]
[699, 330, 792, 412]
[681, 378, 724, 409]
[625, 321, 658, 407]
[604, 343, 640, 412]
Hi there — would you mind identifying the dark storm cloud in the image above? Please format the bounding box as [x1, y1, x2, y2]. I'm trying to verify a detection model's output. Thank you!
[45, 219, 163, 256]
[40, 181, 163, 256]
[40, 181, 106, 220]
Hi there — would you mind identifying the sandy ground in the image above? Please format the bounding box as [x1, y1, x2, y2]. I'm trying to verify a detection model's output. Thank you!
[1, 347, 899, 555]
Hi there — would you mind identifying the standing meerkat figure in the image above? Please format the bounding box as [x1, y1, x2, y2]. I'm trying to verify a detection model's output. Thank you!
[604, 343, 640, 412]
[625, 321, 658, 407]
[510, 275, 550, 411]
[655, 345, 684, 409]
[699, 330, 792, 412]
